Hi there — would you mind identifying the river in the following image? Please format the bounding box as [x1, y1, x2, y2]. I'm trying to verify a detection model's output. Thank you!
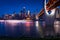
[0, 20, 59, 38]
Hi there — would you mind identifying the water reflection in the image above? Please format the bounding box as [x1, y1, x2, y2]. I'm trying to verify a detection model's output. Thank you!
[0, 20, 43, 37]
[25, 21, 33, 32]
[0, 20, 59, 37]
[35, 21, 44, 37]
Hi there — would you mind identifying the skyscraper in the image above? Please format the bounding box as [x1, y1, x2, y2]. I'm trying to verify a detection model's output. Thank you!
[26, 10, 31, 20]
[21, 7, 27, 19]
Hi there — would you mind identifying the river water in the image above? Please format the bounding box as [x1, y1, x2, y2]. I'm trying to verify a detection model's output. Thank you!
[0, 20, 45, 38]
[0, 20, 59, 38]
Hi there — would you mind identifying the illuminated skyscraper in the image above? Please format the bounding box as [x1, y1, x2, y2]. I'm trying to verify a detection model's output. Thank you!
[27, 10, 30, 17]
[4, 14, 9, 20]
[26, 10, 31, 20]
[20, 7, 27, 19]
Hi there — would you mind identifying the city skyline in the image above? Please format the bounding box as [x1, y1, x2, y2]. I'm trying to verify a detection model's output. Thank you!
[0, 0, 44, 16]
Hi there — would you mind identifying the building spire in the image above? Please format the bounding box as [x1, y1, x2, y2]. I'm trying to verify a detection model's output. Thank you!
[28, 10, 30, 15]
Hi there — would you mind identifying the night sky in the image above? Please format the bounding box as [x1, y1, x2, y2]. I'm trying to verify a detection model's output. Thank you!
[0, 0, 44, 16]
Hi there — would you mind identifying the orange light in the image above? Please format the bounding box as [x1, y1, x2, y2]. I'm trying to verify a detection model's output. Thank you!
[25, 21, 31, 32]
[25, 22, 30, 27]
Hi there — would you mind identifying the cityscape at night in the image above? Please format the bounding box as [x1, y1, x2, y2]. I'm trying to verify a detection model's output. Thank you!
[0, 7, 36, 20]
[0, 0, 60, 39]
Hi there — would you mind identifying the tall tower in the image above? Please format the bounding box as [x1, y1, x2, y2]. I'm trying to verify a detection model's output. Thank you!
[26, 10, 31, 20]
[20, 7, 27, 19]
[22, 7, 26, 14]
[28, 10, 30, 17]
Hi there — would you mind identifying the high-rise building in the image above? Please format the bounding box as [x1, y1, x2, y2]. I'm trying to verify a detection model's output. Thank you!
[20, 7, 27, 20]
[26, 10, 31, 20]
[27, 10, 30, 17]
[32, 14, 36, 20]
[4, 14, 9, 20]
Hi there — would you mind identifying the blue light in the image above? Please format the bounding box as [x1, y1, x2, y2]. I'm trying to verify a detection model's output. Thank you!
[48, 11, 51, 14]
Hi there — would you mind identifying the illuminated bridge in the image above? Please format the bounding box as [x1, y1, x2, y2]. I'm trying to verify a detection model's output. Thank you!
[36, 0, 60, 35]
[37, 0, 60, 18]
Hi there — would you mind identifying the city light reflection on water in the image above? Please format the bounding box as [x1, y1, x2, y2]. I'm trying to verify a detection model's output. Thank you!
[35, 21, 44, 37]
[5, 20, 27, 26]
[0, 20, 60, 37]
[0, 20, 43, 37]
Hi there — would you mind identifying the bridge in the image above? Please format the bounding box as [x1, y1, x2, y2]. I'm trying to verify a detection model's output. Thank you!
[37, 0, 60, 18]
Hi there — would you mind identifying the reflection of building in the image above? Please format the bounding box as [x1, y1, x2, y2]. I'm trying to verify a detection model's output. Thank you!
[35, 21, 44, 37]
[20, 7, 27, 20]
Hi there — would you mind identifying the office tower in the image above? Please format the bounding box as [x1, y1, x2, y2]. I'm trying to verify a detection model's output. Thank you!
[21, 7, 27, 19]
[32, 14, 36, 20]
[4, 14, 9, 20]
[27, 10, 30, 17]
[26, 10, 31, 20]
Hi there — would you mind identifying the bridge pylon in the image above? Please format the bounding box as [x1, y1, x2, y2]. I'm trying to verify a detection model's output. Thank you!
[36, 15, 39, 21]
